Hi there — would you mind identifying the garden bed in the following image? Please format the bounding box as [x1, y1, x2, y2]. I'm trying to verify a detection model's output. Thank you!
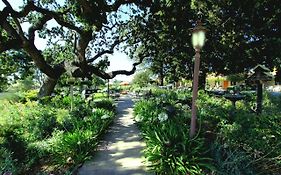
[0, 94, 116, 175]
[133, 88, 281, 175]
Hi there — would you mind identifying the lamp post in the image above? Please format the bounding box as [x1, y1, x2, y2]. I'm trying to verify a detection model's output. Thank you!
[190, 20, 206, 138]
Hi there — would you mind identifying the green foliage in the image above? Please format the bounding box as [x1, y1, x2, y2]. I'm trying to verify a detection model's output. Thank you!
[199, 92, 281, 174]
[226, 73, 246, 82]
[0, 148, 18, 175]
[49, 129, 98, 165]
[132, 70, 153, 88]
[134, 88, 281, 174]
[143, 122, 213, 175]
[0, 95, 116, 174]
[21, 89, 38, 101]
[134, 99, 164, 123]
[90, 99, 116, 113]
[0, 124, 27, 162]
[153, 88, 177, 98]
[0, 92, 20, 101]
[211, 142, 257, 175]
[0, 51, 33, 91]
[134, 92, 214, 174]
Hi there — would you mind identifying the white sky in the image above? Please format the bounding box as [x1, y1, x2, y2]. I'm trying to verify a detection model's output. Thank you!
[0, 0, 135, 82]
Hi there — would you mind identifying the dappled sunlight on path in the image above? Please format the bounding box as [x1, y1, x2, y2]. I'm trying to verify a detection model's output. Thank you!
[78, 95, 152, 175]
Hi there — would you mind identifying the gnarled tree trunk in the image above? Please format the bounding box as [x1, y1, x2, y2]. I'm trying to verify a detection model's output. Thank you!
[38, 76, 58, 98]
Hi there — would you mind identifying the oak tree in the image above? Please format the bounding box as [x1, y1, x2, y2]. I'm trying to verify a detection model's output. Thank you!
[0, 0, 151, 97]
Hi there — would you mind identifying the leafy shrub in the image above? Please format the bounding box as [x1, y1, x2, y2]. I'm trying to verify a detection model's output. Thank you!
[0, 94, 116, 174]
[90, 99, 115, 113]
[0, 123, 27, 162]
[134, 97, 213, 174]
[211, 142, 257, 175]
[143, 122, 213, 175]
[49, 129, 98, 166]
[151, 88, 178, 101]
[134, 89, 281, 175]
[134, 99, 164, 123]
[0, 148, 18, 175]
[29, 113, 58, 140]
[17, 89, 38, 103]
[0, 92, 20, 101]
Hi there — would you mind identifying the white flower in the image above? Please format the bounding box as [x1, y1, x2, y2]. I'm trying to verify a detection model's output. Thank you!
[158, 112, 168, 122]
[86, 96, 92, 102]
[101, 114, 111, 120]
[135, 115, 144, 122]
[183, 104, 190, 110]
[92, 108, 97, 113]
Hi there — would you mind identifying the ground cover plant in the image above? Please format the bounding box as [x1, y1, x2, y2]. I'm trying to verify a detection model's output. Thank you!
[0, 93, 116, 175]
[134, 89, 281, 175]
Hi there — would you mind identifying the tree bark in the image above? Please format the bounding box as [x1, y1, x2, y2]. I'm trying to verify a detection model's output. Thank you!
[38, 76, 58, 98]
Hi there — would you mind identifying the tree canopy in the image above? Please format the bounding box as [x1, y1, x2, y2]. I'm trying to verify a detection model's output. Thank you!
[1, 0, 280, 95]
[132, 70, 152, 87]
[125, 0, 281, 85]
[0, 0, 151, 96]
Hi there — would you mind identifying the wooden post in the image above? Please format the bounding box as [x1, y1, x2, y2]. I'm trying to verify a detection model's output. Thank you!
[70, 85, 73, 111]
[190, 49, 200, 138]
[256, 81, 262, 115]
[107, 79, 110, 99]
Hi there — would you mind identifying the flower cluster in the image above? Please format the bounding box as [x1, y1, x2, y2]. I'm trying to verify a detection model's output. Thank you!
[158, 112, 168, 122]
[101, 114, 111, 120]
[135, 115, 144, 122]
[92, 108, 97, 113]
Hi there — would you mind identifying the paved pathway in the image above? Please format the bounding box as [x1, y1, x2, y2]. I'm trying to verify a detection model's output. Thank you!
[78, 95, 152, 175]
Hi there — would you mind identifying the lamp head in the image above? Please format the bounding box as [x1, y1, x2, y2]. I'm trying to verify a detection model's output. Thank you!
[192, 20, 206, 49]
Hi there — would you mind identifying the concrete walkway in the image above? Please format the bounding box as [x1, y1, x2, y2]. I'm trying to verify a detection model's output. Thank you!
[78, 95, 152, 175]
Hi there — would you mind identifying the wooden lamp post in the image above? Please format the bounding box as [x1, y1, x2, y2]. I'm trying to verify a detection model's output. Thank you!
[190, 20, 207, 138]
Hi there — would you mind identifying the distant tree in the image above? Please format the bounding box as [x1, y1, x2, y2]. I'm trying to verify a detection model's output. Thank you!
[132, 70, 152, 87]
[0, 50, 33, 91]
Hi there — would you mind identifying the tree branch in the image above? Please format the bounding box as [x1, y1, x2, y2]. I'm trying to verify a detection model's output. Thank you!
[77, 30, 93, 65]
[88, 53, 147, 79]
[108, 0, 137, 12]
[28, 15, 52, 42]
[0, 39, 22, 52]
[86, 38, 126, 63]
[0, 10, 22, 41]
[2, 0, 26, 41]
[23, 42, 63, 79]
[107, 0, 152, 12]
[31, 5, 82, 33]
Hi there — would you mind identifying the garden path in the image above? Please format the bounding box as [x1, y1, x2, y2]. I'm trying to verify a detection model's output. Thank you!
[78, 95, 152, 175]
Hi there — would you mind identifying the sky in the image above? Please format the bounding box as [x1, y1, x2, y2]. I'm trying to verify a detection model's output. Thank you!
[0, 0, 135, 82]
